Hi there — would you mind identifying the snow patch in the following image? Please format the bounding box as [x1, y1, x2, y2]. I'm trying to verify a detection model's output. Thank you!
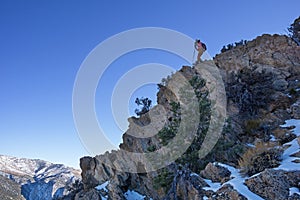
[203, 179, 221, 192]
[276, 119, 300, 171]
[270, 134, 276, 142]
[124, 190, 146, 200]
[280, 119, 300, 137]
[289, 187, 300, 196]
[95, 181, 109, 192]
[190, 172, 199, 177]
[246, 143, 255, 147]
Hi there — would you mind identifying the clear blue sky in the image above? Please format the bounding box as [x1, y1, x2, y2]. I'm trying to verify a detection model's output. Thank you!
[0, 0, 299, 168]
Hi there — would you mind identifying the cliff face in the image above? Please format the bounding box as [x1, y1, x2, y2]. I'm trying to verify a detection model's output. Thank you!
[75, 34, 300, 200]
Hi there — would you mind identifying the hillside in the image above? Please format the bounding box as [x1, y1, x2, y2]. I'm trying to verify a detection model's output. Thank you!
[70, 32, 300, 200]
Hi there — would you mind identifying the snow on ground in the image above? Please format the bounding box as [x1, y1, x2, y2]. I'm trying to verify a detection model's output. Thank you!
[277, 119, 300, 171]
[289, 187, 300, 196]
[202, 119, 300, 199]
[202, 162, 264, 200]
[124, 190, 146, 200]
[281, 119, 300, 137]
[202, 178, 221, 192]
[95, 182, 148, 200]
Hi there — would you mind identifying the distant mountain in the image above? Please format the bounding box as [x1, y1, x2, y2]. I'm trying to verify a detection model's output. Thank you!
[0, 155, 81, 200]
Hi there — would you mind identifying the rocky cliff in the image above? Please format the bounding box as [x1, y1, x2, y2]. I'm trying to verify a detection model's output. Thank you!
[72, 33, 300, 200]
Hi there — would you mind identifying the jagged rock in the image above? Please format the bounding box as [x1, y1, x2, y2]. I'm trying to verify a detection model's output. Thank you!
[80, 157, 99, 189]
[208, 184, 247, 200]
[245, 169, 300, 200]
[200, 163, 231, 183]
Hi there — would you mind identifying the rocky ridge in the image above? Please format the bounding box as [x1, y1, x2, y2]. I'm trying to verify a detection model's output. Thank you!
[71, 33, 300, 200]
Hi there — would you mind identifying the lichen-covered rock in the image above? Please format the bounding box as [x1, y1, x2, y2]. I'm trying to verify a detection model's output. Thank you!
[200, 163, 231, 183]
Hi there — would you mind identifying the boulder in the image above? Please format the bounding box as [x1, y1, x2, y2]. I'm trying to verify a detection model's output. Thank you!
[208, 184, 247, 200]
[200, 163, 231, 183]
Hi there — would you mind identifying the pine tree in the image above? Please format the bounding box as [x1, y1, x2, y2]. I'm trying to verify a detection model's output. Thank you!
[288, 16, 300, 45]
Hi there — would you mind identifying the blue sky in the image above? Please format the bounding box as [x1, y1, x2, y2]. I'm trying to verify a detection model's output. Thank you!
[0, 0, 299, 168]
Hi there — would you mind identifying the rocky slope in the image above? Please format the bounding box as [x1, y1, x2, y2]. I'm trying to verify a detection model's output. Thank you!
[70, 33, 300, 199]
[0, 155, 81, 200]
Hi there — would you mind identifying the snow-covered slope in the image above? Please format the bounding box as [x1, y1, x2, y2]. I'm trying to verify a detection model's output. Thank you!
[0, 155, 81, 200]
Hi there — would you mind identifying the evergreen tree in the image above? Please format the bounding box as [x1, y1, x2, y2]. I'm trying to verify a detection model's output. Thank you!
[288, 16, 300, 45]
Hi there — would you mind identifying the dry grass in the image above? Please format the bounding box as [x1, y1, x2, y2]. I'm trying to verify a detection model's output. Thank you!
[238, 141, 283, 176]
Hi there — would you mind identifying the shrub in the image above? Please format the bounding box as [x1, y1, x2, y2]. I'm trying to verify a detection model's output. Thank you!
[134, 97, 152, 116]
[157, 101, 180, 146]
[244, 119, 261, 135]
[153, 168, 174, 192]
[238, 141, 283, 176]
[147, 145, 156, 152]
[158, 126, 177, 146]
[288, 16, 300, 45]
[289, 88, 297, 95]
